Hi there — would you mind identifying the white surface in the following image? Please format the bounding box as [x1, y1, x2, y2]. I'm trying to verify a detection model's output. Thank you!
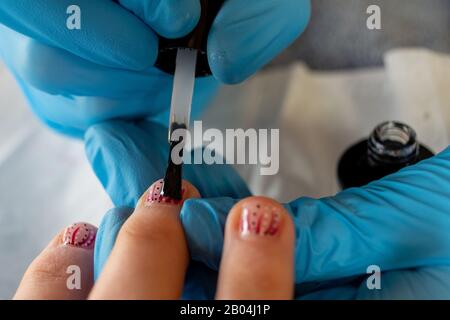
[1, 48, 450, 298]
[204, 48, 450, 202]
[0, 64, 112, 299]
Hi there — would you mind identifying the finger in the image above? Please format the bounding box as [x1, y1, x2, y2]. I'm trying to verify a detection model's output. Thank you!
[119, 0, 200, 38]
[216, 196, 295, 299]
[89, 179, 200, 300]
[208, 0, 311, 83]
[0, 0, 157, 70]
[14, 223, 97, 300]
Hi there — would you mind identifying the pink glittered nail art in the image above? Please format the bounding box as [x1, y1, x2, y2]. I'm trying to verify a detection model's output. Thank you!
[240, 203, 281, 236]
[63, 223, 97, 249]
[145, 179, 185, 206]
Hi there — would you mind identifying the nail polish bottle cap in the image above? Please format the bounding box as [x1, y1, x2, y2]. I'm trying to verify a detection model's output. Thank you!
[154, 0, 224, 77]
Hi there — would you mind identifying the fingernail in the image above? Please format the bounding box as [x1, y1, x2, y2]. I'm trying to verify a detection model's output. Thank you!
[63, 223, 97, 249]
[145, 179, 186, 206]
[240, 203, 282, 237]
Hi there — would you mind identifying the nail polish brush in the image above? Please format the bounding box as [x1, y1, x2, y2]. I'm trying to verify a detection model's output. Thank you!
[154, 0, 224, 200]
[162, 48, 197, 200]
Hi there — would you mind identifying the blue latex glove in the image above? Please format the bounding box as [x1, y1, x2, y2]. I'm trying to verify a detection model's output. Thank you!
[85, 119, 251, 299]
[0, 0, 217, 138]
[86, 119, 450, 299]
[0, 0, 311, 137]
[183, 148, 450, 299]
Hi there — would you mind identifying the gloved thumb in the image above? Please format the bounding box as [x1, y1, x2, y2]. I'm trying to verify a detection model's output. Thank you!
[181, 197, 238, 270]
[94, 207, 134, 280]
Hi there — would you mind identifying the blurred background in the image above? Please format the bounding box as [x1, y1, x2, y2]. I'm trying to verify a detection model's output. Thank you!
[1, 0, 450, 298]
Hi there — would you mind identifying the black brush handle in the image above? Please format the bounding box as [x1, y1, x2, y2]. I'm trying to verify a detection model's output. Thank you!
[154, 0, 225, 77]
[162, 122, 187, 200]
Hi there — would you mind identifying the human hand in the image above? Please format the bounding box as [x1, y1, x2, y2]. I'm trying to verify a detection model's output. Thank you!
[84, 119, 252, 298]
[0, 0, 216, 138]
[86, 119, 450, 299]
[14, 180, 296, 300]
[0, 0, 310, 138]
[205, 0, 311, 83]
[182, 147, 450, 299]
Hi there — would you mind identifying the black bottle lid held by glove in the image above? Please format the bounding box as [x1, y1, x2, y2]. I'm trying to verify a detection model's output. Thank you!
[337, 121, 435, 189]
[154, 0, 224, 77]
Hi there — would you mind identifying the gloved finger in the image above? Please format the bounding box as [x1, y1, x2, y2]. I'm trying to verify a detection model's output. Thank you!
[119, 0, 200, 38]
[14, 222, 97, 300]
[94, 207, 134, 281]
[293, 147, 450, 283]
[208, 0, 311, 84]
[181, 197, 234, 270]
[84, 120, 251, 207]
[90, 179, 199, 299]
[1, 25, 217, 98]
[0, 0, 157, 70]
[22, 79, 217, 139]
[0, 0, 221, 143]
[85, 120, 166, 208]
[182, 146, 450, 285]
[216, 196, 295, 299]
[0, 24, 220, 138]
[4, 32, 172, 98]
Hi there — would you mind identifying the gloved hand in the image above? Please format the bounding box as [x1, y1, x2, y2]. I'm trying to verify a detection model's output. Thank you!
[183, 147, 450, 299]
[0, 0, 217, 138]
[85, 119, 450, 299]
[0, 0, 311, 138]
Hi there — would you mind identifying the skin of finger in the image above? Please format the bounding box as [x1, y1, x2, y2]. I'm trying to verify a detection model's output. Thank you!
[89, 181, 200, 300]
[13, 231, 94, 300]
[216, 197, 295, 300]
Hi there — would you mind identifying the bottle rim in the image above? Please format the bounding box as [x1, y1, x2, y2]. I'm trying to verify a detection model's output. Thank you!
[368, 121, 419, 165]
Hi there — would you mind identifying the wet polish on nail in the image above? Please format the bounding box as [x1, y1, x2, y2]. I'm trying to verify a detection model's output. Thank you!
[145, 180, 185, 206]
[63, 223, 97, 249]
[241, 203, 281, 236]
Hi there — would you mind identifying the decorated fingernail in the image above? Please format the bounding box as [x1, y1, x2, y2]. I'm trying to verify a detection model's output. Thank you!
[63, 223, 97, 249]
[145, 179, 186, 206]
[240, 203, 282, 237]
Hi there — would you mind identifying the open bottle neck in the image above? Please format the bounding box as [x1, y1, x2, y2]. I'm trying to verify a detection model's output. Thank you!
[368, 121, 420, 166]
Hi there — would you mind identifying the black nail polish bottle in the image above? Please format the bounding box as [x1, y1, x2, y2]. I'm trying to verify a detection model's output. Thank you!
[337, 121, 434, 189]
[154, 0, 225, 77]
